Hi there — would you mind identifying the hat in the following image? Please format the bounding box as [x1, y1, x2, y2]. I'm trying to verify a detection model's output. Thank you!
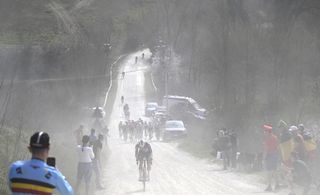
[30, 132, 50, 148]
[289, 126, 298, 132]
[263, 125, 273, 133]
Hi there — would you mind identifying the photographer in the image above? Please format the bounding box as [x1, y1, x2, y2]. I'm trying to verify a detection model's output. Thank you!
[8, 131, 73, 195]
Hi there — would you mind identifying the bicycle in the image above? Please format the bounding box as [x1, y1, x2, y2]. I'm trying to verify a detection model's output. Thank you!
[139, 158, 148, 191]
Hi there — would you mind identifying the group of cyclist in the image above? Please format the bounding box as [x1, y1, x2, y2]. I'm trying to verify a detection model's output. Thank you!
[118, 114, 154, 184]
[118, 119, 155, 142]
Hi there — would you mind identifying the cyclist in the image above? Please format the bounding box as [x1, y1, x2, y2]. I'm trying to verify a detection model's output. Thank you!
[123, 104, 130, 120]
[121, 96, 124, 104]
[8, 131, 73, 195]
[123, 104, 129, 113]
[135, 140, 153, 181]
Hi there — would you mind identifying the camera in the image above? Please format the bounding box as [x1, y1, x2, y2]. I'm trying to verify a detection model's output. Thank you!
[47, 157, 56, 167]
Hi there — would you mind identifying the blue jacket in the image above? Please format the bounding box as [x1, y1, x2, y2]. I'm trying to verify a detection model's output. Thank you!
[8, 158, 73, 195]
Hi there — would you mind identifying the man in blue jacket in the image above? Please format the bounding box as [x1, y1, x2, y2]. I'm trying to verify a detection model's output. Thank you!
[8, 131, 73, 195]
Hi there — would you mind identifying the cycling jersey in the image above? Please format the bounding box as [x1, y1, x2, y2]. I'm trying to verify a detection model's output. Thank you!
[8, 158, 73, 195]
[135, 143, 152, 161]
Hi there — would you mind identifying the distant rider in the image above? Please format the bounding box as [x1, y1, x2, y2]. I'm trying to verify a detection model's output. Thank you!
[121, 96, 124, 104]
[123, 104, 129, 113]
[135, 140, 153, 181]
[123, 104, 130, 119]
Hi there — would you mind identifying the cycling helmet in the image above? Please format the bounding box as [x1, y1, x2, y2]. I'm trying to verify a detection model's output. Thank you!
[138, 140, 145, 147]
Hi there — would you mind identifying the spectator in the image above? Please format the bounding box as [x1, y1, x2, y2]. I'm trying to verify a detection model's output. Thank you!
[279, 125, 294, 167]
[290, 126, 307, 162]
[101, 126, 110, 146]
[217, 129, 231, 170]
[229, 129, 238, 169]
[288, 152, 312, 195]
[299, 124, 317, 163]
[93, 134, 104, 190]
[74, 125, 84, 145]
[8, 132, 73, 195]
[263, 125, 280, 191]
[89, 128, 98, 146]
[76, 135, 95, 195]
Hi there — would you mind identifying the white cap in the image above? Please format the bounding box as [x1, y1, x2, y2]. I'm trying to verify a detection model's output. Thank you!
[289, 126, 298, 131]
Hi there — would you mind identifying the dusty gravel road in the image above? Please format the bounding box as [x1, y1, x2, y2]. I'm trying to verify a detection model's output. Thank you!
[96, 50, 292, 195]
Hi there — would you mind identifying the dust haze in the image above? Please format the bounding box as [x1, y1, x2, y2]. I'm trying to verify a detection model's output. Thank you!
[1, 0, 320, 195]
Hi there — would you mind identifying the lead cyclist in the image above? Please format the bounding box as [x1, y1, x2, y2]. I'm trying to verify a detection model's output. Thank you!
[135, 140, 153, 181]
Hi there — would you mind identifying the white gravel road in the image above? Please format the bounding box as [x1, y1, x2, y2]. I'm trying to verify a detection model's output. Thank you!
[96, 50, 292, 195]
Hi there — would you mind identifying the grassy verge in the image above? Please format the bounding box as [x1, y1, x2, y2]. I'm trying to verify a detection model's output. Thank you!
[0, 127, 29, 194]
[177, 119, 215, 160]
[45, 55, 128, 193]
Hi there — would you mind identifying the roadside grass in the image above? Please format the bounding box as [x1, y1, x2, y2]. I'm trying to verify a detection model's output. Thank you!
[39, 54, 126, 193]
[0, 54, 127, 194]
[177, 137, 213, 159]
[0, 127, 29, 194]
[177, 120, 215, 160]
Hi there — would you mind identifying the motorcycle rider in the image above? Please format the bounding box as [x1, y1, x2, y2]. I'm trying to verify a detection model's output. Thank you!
[135, 140, 153, 181]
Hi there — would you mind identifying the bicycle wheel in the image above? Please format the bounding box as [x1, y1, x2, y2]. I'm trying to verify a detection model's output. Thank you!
[142, 160, 147, 191]
[143, 180, 146, 192]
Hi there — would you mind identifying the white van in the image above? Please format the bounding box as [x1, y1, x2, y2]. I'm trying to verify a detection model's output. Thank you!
[162, 95, 207, 119]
